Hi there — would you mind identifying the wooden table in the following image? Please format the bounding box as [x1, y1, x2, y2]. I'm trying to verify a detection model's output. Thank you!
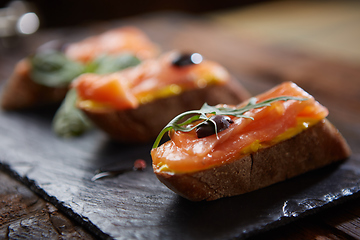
[1, 1, 360, 239]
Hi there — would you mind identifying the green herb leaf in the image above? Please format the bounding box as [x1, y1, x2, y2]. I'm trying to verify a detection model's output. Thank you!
[52, 89, 93, 138]
[152, 96, 308, 149]
[30, 51, 141, 88]
[30, 51, 85, 87]
[51, 53, 141, 138]
[91, 54, 141, 74]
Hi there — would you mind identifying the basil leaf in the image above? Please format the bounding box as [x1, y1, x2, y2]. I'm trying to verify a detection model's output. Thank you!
[52, 89, 93, 138]
[92, 54, 141, 74]
[52, 53, 141, 138]
[30, 51, 85, 87]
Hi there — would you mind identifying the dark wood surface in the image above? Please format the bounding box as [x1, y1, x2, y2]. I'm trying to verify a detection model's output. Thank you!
[1, 11, 360, 240]
[0, 171, 96, 239]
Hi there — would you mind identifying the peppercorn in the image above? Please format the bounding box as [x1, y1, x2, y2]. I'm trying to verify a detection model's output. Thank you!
[196, 115, 233, 138]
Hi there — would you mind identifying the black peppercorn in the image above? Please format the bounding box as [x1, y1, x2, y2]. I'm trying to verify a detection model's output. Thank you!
[172, 53, 203, 67]
[196, 115, 233, 138]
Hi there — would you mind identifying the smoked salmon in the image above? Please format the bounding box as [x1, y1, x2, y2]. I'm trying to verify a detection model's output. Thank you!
[64, 27, 159, 63]
[72, 51, 250, 142]
[151, 82, 351, 201]
[1, 27, 159, 110]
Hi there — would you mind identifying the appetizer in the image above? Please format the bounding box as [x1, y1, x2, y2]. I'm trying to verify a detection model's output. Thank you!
[0, 27, 159, 110]
[151, 82, 351, 201]
[72, 51, 250, 143]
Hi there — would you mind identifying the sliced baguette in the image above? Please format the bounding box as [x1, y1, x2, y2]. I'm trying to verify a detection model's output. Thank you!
[80, 77, 250, 143]
[1, 59, 68, 110]
[155, 119, 351, 201]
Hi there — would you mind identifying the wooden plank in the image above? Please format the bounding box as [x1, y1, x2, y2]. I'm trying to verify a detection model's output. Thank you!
[165, 19, 360, 118]
[0, 170, 96, 239]
[209, 0, 360, 64]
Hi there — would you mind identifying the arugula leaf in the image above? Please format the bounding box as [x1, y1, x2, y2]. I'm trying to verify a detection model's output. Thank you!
[30, 51, 85, 87]
[152, 96, 307, 149]
[52, 89, 93, 138]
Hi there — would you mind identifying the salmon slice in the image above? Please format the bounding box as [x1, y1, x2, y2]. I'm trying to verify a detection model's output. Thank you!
[152, 82, 329, 173]
[72, 51, 233, 111]
[1, 26, 159, 110]
[71, 51, 250, 143]
[65, 27, 159, 63]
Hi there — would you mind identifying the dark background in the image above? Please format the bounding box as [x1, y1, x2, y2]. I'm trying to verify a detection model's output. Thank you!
[1, 0, 267, 28]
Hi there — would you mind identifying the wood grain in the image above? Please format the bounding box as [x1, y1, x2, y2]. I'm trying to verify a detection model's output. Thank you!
[0, 170, 96, 239]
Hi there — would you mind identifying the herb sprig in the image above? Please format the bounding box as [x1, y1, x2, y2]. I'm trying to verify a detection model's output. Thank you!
[48, 53, 141, 137]
[152, 96, 307, 149]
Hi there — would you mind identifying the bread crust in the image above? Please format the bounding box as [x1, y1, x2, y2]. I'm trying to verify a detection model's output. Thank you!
[80, 78, 250, 143]
[1, 59, 68, 110]
[155, 119, 351, 201]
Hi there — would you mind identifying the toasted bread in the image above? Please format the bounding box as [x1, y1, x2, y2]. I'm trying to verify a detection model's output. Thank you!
[151, 82, 351, 201]
[155, 119, 351, 201]
[80, 77, 249, 142]
[1, 59, 68, 110]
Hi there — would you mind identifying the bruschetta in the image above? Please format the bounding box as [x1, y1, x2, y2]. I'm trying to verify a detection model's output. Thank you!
[72, 51, 250, 142]
[151, 82, 351, 201]
[1, 27, 159, 110]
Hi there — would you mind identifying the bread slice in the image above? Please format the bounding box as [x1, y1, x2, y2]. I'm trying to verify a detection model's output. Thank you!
[1, 59, 68, 110]
[80, 77, 250, 143]
[155, 119, 351, 201]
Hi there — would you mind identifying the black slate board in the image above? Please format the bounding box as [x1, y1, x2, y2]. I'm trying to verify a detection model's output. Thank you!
[0, 96, 360, 240]
[1, 14, 360, 240]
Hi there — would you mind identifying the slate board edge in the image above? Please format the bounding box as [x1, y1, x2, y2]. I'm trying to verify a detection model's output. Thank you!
[0, 162, 113, 240]
[241, 189, 360, 240]
[2, 160, 360, 240]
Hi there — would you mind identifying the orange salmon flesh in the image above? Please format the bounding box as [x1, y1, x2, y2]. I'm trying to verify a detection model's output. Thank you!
[64, 27, 159, 63]
[151, 82, 329, 174]
[72, 52, 230, 111]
